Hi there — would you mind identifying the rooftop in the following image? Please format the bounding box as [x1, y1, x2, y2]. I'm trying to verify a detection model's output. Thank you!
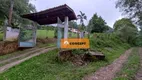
[21, 4, 77, 25]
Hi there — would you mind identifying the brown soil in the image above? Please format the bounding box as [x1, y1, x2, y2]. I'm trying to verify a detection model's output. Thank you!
[0, 41, 18, 55]
[82, 48, 132, 80]
[58, 50, 87, 66]
[58, 50, 105, 66]
[134, 48, 142, 80]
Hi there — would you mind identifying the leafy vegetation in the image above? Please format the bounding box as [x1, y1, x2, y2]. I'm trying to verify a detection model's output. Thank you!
[115, 0, 142, 46]
[116, 0, 142, 25]
[88, 13, 109, 33]
[77, 11, 87, 31]
[0, 33, 3, 41]
[19, 29, 33, 41]
[0, 0, 36, 27]
[113, 18, 138, 46]
[114, 48, 140, 80]
[0, 33, 130, 80]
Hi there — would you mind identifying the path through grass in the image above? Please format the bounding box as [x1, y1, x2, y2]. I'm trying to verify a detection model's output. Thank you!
[114, 48, 140, 80]
[0, 47, 128, 80]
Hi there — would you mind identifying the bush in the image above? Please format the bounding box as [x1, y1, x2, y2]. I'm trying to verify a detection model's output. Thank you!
[90, 33, 130, 50]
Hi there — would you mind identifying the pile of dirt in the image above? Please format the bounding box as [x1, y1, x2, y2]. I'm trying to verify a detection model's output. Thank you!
[58, 50, 105, 66]
[0, 41, 18, 55]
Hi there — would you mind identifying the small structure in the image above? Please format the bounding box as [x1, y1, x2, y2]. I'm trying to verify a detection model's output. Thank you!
[19, 25, 36, 47]
[21, 4, 77, 48]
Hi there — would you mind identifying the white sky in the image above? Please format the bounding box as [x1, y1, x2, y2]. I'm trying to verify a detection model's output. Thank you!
[30, 0, 123, 28]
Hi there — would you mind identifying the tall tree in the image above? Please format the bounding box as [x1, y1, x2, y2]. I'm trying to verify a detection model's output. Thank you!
[116, 0, 142, 26]
[0, 0, 36, 27]
[88, 13, 109, 33]
[113, 18, 136, 31]
[113, 18, 138, 45]
[0, 0, 36, 41]
[8, 0, 14, 26]
[77, 11, 87, 28]
[77, 11, 87, 38]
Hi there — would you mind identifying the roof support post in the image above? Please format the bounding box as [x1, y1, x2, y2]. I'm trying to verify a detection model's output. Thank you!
[64, 16, 68, 39]
[57, 17, 62, 48]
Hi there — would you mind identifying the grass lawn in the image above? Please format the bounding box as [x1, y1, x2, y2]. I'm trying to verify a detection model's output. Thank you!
[37, 30, 85, 39]
[37, 30, 55, 38]
[0, 46, 128, 80]
[0, 33, 130, 80]
[114, 48, 140, 80]
[0, 33, 3, 41]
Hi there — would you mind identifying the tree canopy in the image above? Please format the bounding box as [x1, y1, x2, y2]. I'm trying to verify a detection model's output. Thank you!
[88, 13, 109, 33]
[116, 0, 142, 26]
[69, 21, 78, 29]
[113, 18, 138, 45]
[113, 18, 136, 31]
[77, 11, 87, 31]
[0, 0, 36, 27]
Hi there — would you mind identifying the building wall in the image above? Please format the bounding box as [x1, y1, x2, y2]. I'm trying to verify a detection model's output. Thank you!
[6, 27, 20, 41]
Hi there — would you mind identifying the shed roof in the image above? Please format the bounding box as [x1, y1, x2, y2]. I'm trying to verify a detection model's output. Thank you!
[21, 4, 77, 25]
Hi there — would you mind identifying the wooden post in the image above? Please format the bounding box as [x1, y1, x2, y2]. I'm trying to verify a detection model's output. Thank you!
[64, 17, 68, 39]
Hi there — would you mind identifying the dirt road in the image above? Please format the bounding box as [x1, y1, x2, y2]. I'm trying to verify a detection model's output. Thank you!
[83, 48, 132, 80]
[0, 47, 56, 73]
[134, 48, 142, 80]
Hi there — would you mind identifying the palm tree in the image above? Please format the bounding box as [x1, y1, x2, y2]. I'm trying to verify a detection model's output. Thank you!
[77, 11, 87, 38]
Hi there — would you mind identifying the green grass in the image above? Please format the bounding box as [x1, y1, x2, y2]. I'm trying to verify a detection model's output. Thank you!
[0, 33, 3, 41]
[37, 30, 55, 38]
[0, 48, 127, 80]
[37, 30, 85, 39]
[0, 33, 130, 80]
[37, 43, 56, 48]
[114, 48, 140, 80]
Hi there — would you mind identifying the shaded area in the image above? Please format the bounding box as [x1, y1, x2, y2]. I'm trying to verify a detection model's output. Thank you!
[22, 4, 77, 25]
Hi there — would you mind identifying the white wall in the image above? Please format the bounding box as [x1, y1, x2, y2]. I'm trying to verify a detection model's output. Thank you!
[6, 27, 20, 41]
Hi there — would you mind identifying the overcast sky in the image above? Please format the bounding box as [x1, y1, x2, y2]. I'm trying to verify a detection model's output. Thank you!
[30, 0, 123, 28]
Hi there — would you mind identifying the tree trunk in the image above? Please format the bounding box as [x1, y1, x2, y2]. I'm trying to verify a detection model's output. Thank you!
[8, 0, 14, 26]
[3, 0, 14, 41]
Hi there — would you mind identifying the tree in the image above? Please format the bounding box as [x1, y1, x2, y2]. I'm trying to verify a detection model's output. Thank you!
[88, 13, 109, 33]
[113, 18, 138, 45]
[77, 11, 87, 38]
[113, 18, 136, 31]
[69, 21, 78, 29]
[0, 0, 36, 27]
[8, 0, 14, 26]
[0, 0, 36, 41]
[69, 21, 78, 37]
[77, 11, 87, 29]
[116, 0, 142, 26]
